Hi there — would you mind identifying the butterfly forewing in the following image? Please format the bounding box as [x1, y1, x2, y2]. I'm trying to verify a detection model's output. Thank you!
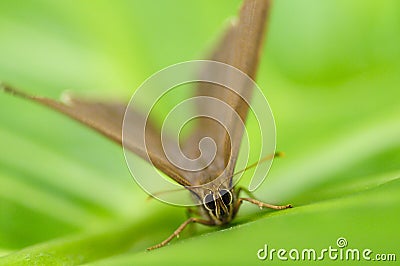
[183, 0, 271, 185]
[1, 84, 193, 186]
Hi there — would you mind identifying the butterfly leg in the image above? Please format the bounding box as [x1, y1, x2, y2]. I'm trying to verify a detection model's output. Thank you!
[185, 208, 200, 235]
[147, 217, 214, 251]
[234, 187, 292, 212]
[239, 197, 292, 210]
[235, 187, 292, 210]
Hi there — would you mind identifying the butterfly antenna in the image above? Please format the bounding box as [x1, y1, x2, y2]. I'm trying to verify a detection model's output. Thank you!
[146, 187, 188, 201]
[230, 151, 284, 179]
[0, 83, 30, 98]
[146, 185, 214, 201]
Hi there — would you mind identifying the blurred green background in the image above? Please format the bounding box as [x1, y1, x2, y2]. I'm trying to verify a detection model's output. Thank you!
[0, 0, 399, 265]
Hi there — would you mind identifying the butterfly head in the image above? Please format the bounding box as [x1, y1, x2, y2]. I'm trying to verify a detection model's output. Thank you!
[202, 188, 236, 224]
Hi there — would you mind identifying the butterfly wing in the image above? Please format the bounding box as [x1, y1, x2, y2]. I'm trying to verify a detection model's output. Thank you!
[183, 0, 271, 184]
[1, 84, 191, 186]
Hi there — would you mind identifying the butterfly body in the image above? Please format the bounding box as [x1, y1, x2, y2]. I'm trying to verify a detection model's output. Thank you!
[189, 177, 237, 225]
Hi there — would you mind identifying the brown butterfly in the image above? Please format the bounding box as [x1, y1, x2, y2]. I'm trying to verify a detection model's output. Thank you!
[1, 0, 291, 250]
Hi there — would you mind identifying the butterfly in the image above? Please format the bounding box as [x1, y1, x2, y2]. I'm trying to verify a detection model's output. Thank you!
[1, 0, 291, 250]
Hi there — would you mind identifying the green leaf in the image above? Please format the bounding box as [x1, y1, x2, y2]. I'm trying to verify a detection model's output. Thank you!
[89, 176, 400, 265]
[0, 0, 399, 265]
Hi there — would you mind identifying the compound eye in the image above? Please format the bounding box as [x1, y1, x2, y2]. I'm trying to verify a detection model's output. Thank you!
[203, 193, 216, 211]
[219, 189, 232, 206]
